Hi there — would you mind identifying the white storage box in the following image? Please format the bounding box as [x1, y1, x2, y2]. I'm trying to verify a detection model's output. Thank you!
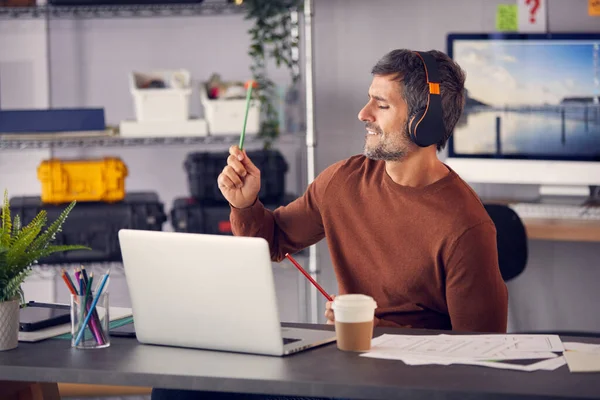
[199, 82, 260, 136]
[119, 119, 208, 138]
[130, 69, 192, 122]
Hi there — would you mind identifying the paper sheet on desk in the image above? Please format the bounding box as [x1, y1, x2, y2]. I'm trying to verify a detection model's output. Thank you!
[18, 306, 133, 342]
[359, 334, 566, 371]
[563, 342, 600, 372]
[564, 342, 600, 353]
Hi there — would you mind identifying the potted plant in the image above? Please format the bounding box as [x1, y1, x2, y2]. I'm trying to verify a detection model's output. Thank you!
[0, 191, 89, 351]
[243, 0, 304, 149]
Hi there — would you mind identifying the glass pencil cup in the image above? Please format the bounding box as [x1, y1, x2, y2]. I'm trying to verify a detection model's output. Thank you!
[70, 292, 110, 349]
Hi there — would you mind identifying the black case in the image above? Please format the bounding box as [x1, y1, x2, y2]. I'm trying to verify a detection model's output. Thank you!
[49, 0, 204, 5]
[184, 149, 289, 205]
[170, 194, 296, 235]
[10, 192, 167, 264]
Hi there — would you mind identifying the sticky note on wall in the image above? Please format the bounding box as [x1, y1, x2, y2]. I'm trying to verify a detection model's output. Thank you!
[496, 4, 518, 32]
[590, 0, 600, 16]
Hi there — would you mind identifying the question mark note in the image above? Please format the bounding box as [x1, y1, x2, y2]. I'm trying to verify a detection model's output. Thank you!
[518, 0, 546, 32]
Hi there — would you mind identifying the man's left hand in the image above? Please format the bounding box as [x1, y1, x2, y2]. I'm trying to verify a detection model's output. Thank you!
[324, 295, 336, 324]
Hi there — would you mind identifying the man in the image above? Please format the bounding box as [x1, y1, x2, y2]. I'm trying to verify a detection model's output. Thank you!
[152, 49, 508, 400]
[219, 48, 508, 333]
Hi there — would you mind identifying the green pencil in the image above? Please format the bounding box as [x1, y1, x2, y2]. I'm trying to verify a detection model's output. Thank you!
[86, 274, 94, 301]
[239, 80, 257, 150]
[81, 265, 89, 284]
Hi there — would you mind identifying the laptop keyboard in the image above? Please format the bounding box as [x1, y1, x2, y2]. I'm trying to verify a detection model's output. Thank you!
[283, 337, 301, 345]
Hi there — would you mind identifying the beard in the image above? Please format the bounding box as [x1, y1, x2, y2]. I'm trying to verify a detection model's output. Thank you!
[363, 122, 411, 162]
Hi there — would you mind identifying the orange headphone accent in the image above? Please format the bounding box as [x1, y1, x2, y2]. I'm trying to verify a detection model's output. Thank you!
[408, 51, 446, 147]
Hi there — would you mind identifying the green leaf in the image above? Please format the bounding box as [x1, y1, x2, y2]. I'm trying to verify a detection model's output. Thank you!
[1, 190, 12, 247]
[245, 0, 304, 150]
[22, 244, 90, 267]
[29, 201, 75, 253]
[20, 209, 47, 233]
[12, 214, 21, 238]
[11, 210, 46, 247]
[0, 269, 29, 303]
[6, 220, 44, 267]
[0, 193, 89, 304]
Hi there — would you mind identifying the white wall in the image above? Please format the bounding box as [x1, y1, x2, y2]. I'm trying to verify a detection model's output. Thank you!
[2, 0, 600, 332]
[0, 19, 52, 194]
[0, 18, 56, 303]
[0, 19, 50, 109]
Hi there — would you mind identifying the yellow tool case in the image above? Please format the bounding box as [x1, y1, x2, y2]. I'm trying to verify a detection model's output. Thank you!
[37, 157, 128, 204]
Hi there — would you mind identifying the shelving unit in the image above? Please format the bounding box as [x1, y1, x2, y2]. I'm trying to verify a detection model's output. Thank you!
[1, 0, 321, 323]
[0, 133, 291, 150]
[0, 5, 45, 18]
[0, 1, 244, 19]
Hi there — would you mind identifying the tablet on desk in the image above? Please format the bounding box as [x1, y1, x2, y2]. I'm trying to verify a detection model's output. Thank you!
[19, 301, 71, 332]
[110, 322, 136, 338]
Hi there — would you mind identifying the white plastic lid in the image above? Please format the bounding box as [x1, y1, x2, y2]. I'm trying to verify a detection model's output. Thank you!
[332, 294, 377, 323]
[332, 294, 377, 310]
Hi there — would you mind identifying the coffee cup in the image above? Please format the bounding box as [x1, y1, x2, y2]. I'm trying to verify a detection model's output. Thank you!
[332, 294, 377, 352]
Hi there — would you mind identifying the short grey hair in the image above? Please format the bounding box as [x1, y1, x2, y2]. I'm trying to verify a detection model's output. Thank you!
[371, 49, 466, 151]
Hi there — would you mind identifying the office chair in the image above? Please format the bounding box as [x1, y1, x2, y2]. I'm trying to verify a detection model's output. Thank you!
[483, 203, 600, 338]
[483, 203, 528, 282]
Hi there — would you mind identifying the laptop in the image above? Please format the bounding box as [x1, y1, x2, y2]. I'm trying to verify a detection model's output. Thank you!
[117, 229, 336, 356]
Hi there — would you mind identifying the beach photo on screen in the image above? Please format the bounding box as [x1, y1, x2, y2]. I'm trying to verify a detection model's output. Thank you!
[451, 38, 600, 160]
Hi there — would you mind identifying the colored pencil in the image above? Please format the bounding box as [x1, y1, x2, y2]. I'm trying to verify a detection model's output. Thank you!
[284, 253, 333, 301]
[85, 273, 93, 301]
[84, 273, 106, 345]
[61, 269, 77, 296]
[81, 265, 89, 284]
[76, 270, 84, 298]
[239, 80, 257, 150]
[72, 269, 104, 345]
[74, 271, 110, 346]
[62, 269, 78, 296]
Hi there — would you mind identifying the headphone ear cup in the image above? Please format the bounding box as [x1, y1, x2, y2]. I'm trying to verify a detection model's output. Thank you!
[409, 109, 426, 143]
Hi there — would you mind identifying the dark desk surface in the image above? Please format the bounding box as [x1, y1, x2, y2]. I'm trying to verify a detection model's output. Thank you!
[1, 323, 600, 400]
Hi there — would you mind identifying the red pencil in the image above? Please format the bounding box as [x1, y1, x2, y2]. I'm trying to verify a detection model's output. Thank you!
[285, 253, 333, 301]
[61, 269, 78, 296]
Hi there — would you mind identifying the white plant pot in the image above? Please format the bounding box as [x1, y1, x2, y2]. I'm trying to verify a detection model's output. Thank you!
[0, 299, 19, 351]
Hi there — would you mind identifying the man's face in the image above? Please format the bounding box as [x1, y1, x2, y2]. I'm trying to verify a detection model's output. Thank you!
[358, 75, 413, 161]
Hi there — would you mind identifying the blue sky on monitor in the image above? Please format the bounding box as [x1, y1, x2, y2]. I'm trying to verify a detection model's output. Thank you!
[454, 40, 599, 106]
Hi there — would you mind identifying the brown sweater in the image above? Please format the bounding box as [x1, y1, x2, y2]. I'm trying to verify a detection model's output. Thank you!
[230, 155, 508, 333]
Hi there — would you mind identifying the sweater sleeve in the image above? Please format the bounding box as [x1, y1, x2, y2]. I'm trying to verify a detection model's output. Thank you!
[445, 221, 509, 333]
[374, 316, 410, 328]
[229, 161, 343, 262]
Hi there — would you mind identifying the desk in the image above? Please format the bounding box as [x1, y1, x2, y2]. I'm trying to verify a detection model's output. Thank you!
[522, 218, 600, 243]
[1, 324, 600, 400]
[482, 199, 600, 243]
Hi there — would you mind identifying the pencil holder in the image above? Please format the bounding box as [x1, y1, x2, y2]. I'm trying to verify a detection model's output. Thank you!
[70, 292, 110, 349]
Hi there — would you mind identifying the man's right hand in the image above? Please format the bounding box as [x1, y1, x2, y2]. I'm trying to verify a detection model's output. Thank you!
[217, 145, 261, 209]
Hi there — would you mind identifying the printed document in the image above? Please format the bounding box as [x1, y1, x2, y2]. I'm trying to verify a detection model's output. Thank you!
[360, 334, 566, 371]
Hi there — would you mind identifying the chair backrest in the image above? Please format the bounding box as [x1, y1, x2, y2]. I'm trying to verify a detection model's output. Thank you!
[483, 204, 528, 282]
